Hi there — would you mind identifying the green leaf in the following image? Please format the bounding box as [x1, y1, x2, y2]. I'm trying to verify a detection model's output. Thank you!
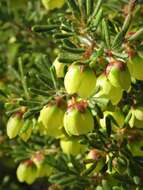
[7, 43, 20, 65]
[88, 0, 103, 24]
[107, 155, 113, 173]
[63, 39, 77, 48]
[49, 172, 66, 182]
[108, 115, 119, 127]
[61, 45, 85, 54]
[112, 187, 122, 190]
[59, 51, 82, 63]
[58, 175, 77, 185]
[82, 162, 96, 176]
[90, 48, 104, 66]
[55, 155, 69, 172]
[29, 88, 50, 96]
[54, 33, 74, 39]
[32, 25, 59, 33]
[60, 24, 74, 33]
[35, 74, 53, 89]
[102, 19, 110, 48]
[94, 104, 103, 118]
[128, 28, 143, 41]
[122, 13, 132, 35]
[133, 176, 141, 185]
[9, 0, 27, 10]
[102, 179, 112, 190]
[105, 116, 112, 137]
[18, 100, 41, 107]
[86, 0, 94, 16]
[23, 107, 41, 119]
[78, 0, 87, 19]
[96, 186, 103, 190]
[124, 111, 132, 126]
[69, 155, 83, 173]
[67, 0, 81, 18]
[89, 8, 103, 32]
[112, 32, 124, 50]
[6, 108, 21, 116]
[127, 163, 134, 177]
[18, 58, 29, 99]
[50, 66, 58, 90]
[0, 89, 7, 98]
[19, 119, 31, 134]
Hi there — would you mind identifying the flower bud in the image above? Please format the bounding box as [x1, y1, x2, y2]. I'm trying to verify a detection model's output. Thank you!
[16, 161, 27, 183]
[128, 53, 143, 81]
[32, 152, 53, 177]
[53, 57, 66, 78]
[64, 101, 94, 136]
[85, 149, 105, 174]
[60, 138, 86, 155]
[100, 111, 124, 132]
[17, 160, 37, 184]
[95, 74, 123, 105]
[106, 61, 131, 91]
[38, 100, 65, 138]
[19, 119, 32, 142]
[129, 107, 143, 128]
[7, 113, 23, 139]
[42, 0, 65, 11]
[64, 64, 96, 98]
